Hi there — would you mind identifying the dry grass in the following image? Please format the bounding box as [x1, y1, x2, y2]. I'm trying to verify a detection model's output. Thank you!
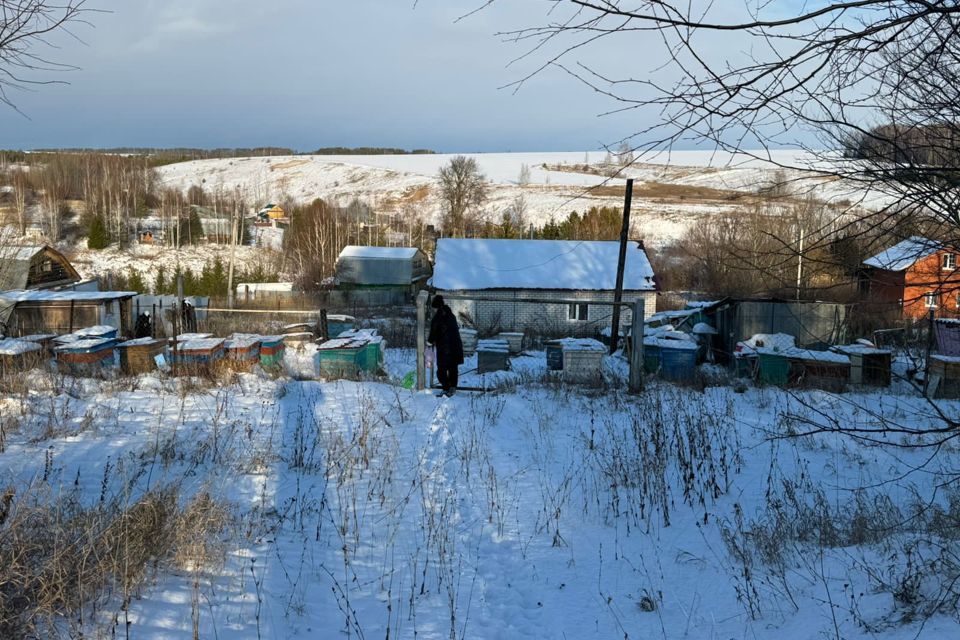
[0, 482, 231, 638]
[585, 180, 754, 203]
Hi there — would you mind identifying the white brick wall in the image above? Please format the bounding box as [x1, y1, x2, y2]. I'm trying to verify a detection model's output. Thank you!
[439, 288, 657, 337]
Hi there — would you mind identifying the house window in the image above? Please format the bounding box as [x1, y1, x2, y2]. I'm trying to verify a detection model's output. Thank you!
[924, 292, 939, 309]
[41, 260, 52, 273]
[567, 303, 589, 321]
[944, 253, 957, 270]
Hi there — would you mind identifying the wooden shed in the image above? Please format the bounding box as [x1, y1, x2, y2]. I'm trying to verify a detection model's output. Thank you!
[0, 290, 136, 338]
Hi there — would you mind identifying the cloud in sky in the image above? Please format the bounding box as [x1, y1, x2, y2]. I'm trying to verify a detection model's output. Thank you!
[0, 1, 736, 152]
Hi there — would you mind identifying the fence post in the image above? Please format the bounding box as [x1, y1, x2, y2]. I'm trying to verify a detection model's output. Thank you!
[628, 299, 644, 394]
[925, 308, 936, 395]
[416, 290, 428, 391]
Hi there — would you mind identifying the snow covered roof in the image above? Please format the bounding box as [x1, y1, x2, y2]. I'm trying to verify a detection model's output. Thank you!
[0, 290, 136, 303]
[863, 236, 943, 271]
[338, 246, 420, 260]
[433, 239, 656, 291]
[235, 282, 294, 294]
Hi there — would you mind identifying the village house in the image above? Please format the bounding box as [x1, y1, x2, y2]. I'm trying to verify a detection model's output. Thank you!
[431, 238, 657, 337]
[859, 236, 960, 318]
[0, 244, 81, 291]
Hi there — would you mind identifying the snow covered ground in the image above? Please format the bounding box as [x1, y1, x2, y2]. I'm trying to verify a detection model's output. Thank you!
[156, 151, 884, 249]
[67, 242, 278, 282]
[1, 351, 958, 638]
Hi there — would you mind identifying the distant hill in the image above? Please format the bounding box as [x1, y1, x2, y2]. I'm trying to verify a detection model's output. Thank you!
[305, 147, 435, 155]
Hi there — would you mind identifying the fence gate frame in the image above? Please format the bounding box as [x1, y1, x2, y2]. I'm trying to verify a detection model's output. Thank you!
[415, 291, 645, 393]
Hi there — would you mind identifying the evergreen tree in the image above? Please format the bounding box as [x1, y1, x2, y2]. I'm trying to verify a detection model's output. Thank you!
[127, 268, 147, 293]
[87, 214, 111, 249]
[154, 265, 167, 295]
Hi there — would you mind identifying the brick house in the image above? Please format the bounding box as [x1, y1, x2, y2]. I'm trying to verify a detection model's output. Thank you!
[431, 238, 657, 337]
[860, 236, 960, 318]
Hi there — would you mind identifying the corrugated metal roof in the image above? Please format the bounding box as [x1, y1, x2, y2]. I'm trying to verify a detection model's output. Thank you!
[338, 246, 420, 259]
[863, 236, 943, 271]
[0, 290, 137, 302]
[433, 238, 656, 291]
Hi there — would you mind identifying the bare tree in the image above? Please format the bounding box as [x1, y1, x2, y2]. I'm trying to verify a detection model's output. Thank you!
[10, 168, 28, 236]
[517, 163, 531, 186]
[437, 155, 488, 236]
[496, 3, 960, 254]
[0, 1, 91, 109]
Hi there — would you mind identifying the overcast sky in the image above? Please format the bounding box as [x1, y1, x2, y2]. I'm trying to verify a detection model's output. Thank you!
[0, 1, 673, 152]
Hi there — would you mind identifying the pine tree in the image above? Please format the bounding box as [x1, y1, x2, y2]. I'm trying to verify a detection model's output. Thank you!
[87, 214, 111, 249]
[127, 268, 147, 293]
[154, 266, 167, 295]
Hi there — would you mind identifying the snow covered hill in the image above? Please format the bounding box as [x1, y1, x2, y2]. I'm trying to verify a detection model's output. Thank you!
[156, 150, 881, 249]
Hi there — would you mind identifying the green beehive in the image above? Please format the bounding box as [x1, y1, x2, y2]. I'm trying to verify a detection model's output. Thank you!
[757, 352, 790, 386]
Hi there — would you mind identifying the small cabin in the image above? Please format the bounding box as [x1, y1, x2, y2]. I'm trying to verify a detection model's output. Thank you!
[0, 245, 81, 292]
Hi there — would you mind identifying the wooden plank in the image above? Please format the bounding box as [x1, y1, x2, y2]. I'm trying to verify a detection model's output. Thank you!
[416, 290, 428, 391]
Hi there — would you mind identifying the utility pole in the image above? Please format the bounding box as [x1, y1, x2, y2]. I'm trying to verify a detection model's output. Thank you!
[227, 192, 240, 309]
[796, 223, 805, 300]
[610, 178, 634, 354]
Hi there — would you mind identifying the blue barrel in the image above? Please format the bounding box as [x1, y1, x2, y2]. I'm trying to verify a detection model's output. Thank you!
[659, 345, 697, 382]
[644, 344, 661, 373]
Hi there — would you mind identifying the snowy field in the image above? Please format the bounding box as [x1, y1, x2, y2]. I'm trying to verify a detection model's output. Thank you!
[156, 151, 883, 249]
[67, 242, 274, 282]
[1, 350, 958, 638]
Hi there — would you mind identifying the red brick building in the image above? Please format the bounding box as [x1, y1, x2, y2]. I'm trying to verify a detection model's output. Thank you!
[860, 236, 960, 318]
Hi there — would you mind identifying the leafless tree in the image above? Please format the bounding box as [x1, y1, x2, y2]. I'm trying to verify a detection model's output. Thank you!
[0, 1, 91, 109]
[494, 3, 960, 257]
[517, 163, 531, 186]
[437, 155, 488, 236]
[10, 168, 28, 236]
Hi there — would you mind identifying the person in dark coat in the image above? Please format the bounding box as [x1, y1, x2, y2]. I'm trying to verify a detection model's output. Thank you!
[428, 295, 464, 396]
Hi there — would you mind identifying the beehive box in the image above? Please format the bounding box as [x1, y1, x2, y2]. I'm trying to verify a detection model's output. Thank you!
[460, 328, 479, 357]
[928, 355, 960, 399]
[172, 338, 225, 375]
[785, 349, 851, 392]
[327, 314, 356, 339]
[55, 338, 117, 376]
[224, 335, 262, 371]
[497, 332, 524, 354]
[176, 332, 214, 342]
[259, 335, 286, 368]
[559, 339, 606, 384]
[545, 340, 563, 371]
[477, 339, 510, 374]
[315, 337, 365, 378]
[0, 339, 44, 375]
[73, 325, 119, 341]
[831, 345, 892, 387]
[116, 338, 166, 375]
